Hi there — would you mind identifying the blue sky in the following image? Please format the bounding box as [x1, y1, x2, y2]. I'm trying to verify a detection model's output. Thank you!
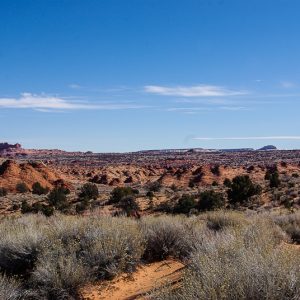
[1, 0, 300, 152]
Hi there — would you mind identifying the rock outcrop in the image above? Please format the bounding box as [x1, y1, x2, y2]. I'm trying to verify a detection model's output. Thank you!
[0, 143, 22, 152]
[0, 160, 68, 192]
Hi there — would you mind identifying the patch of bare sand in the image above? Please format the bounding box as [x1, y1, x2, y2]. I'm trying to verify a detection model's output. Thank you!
[80, 259, 184, 300]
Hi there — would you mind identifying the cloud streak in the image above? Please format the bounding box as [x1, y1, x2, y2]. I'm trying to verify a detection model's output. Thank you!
[0, 93, 147, 111]
[193, 136, 300, 141]
[145, 84, 246, 97]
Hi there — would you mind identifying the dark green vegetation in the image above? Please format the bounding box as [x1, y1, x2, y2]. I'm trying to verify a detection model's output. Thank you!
[227, 175, 262, 205]
[32, 182, 49, 195]
[0, 211, 299, 299]
[0, 187, 7, 197]
[16, 182, 29, 193]
[109, 186, 139, 204]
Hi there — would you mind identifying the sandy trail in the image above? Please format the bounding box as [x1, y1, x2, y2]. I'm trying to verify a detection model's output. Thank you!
[80, 259, 184, 300]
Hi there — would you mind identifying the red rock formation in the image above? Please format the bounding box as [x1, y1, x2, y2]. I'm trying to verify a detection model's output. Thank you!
[0, 160, 69, 192]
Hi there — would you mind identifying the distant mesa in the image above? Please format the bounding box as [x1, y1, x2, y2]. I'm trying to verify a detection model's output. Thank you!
[258, 145, 277, 151]
[0, 142, 22, 152]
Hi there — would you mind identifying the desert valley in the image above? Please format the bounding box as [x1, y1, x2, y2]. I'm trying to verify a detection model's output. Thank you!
[2, 1, 300, 299]
[0, 142, 300, 299]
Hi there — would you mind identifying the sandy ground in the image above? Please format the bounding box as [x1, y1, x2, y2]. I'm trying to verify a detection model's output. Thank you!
[80, 259, 184, 300]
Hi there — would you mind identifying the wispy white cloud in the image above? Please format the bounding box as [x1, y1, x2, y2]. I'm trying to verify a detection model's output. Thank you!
[166, 107, 211, 112]
[145, 84, 246, 97]
[193, 136, 300, 141]
[0, 93, 148, 111]
[68, 83, 83, 89]
[280, 81, 296, 88]
[219, 106, 248, 111]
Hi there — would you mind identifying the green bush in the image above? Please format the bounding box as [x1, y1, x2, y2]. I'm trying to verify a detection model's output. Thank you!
[47, 187, 69, 211]
[32, 182, 49, 195]
[117, 196, 139, 216]
[109, 186, 137, 204]
[0, 187, 7, 197]
[16, 182, 29, 193]
[75, 198, 89, 213]
[173, 194, 196, 214]
[223, 178, 232, 187]
[270, 171, 280, 188]
[197, 190, 225, 211]
[148, 181, 162, 192]
[227, 175, 262, 205]
[21, 200, 32, 214]
[79, 183, 99, 200]
[210, 165, 220, 176]
[146, 191, 154, 199]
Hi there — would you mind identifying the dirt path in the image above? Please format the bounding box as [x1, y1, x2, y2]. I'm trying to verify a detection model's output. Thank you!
[80, 259, 184, 300]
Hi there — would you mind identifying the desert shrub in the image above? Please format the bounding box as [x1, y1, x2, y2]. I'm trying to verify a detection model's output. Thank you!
[79, 183, 99, 200]
[12, 203, 20, 211]
[223, 178, 231, 187]
[210, 165, 220, 176]
[204, 210, 246, 231]
[268, 171, 281, 188]
[41, 205, 54, 217]
[16, 182, 29, 193]
[47, 187, 69, 211]
[227, 175, 262, 205]
[141, 216, 191, 261]
[32, 182, 49, 195]
[175, 246, 300, 300]
[173, 194, 196, 214]
[0, 215, 45, 275]
[188, 180, 195, 188]
[153, 217, 298, 300]
[211, 181, 218, 186]
[42, 216, 145, 280]
[21, 200, 32, 214]
[0, 187, 7, 197]
[79, 217, 144, 278]
[75, 198, 89, 213]
[197, 191, 225, 211]
[148, 181, 162, 192]
[21, 200, 54, 217]
[117, 196, 139, 216]
[273, 212, 300, 243]
[247, 165, 255, 172]
[0, 275, 24, 300]
[170, 184, 178, 192]
[109, 186, 138, 204]
[146, 191, 154, 199]
[241, 217, 289, 251]
[30, 241, 89, 299]
[153, 201, 174, 213]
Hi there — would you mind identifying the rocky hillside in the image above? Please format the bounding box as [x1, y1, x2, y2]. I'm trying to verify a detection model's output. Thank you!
[0, 160, 67, 192]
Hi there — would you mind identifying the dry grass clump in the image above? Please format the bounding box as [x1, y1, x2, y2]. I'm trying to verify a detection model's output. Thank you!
[0, 211, 298, 299]
[141, 215, 193, 261]
[0, 214, 145, 299]
[273, 211, 300, 243]
[30, 215, 144, 298]
[202, 210, 247, 231]
[153, 216, 298, 300]
[0, 214, 46, 276]
[0, 274, 25, 300]
[29, 241, 89, 299]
